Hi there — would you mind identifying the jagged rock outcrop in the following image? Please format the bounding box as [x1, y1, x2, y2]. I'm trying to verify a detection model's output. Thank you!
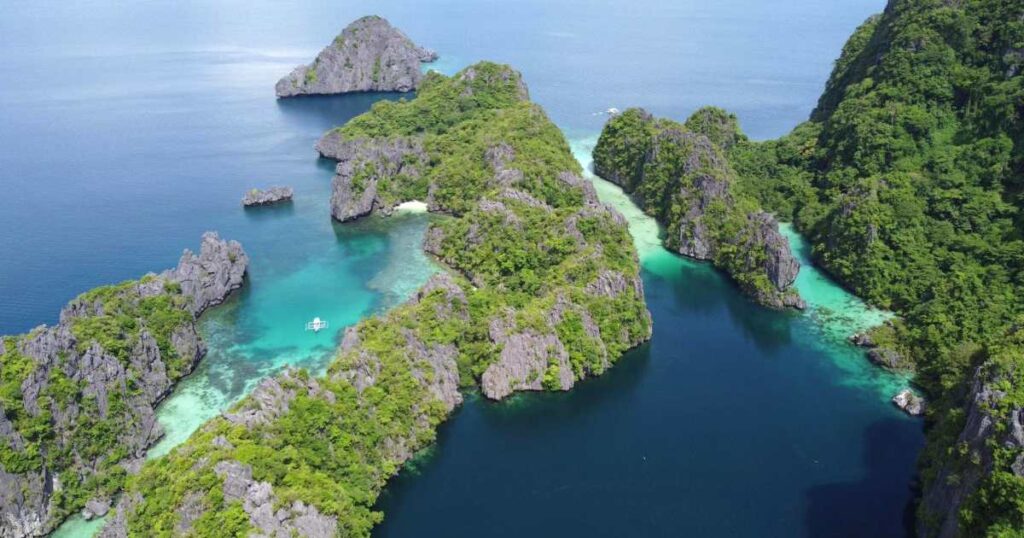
[275, 16, 437, 98]
[481, 271, 650, 400]
[162, 232, 248, 316]
[593, 108, 804, 309]
[868, 348, 905, 369]
[241, 186, 293, 207]
[223, 369, 328, 429]
[315, 135, 428, 222]
[481, 313, 573, 400]
[212, 460, 337, 538]
[0, 233, 247, 538]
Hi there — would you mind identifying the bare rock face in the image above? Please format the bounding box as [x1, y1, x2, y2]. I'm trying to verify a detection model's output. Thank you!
[868, 348, 905, 370]
[163, 232, 249, 316]
[481, 314, 573, 400]
[481, 278, 650, 401]
[242, 186, 293, 207]
[223, 369, 328, 429]
[316, 135, 427, 222]
[0, 234, 247, 538]
[891, 389, 925, 416]
[276, 16, 437, 98]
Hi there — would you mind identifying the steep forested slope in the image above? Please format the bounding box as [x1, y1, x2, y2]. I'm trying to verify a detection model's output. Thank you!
[723, 1, 1023, 535]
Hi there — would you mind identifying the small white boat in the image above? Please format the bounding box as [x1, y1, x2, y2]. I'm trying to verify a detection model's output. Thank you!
[305, 317, 329, 332]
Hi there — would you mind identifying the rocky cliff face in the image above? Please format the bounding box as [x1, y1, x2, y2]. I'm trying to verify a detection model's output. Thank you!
[918, 362, 1024, 537]
[275, 16, 437, 98]
[593, 108, 804, 309]
[0, 233, 246, 538]
[162, 232, 248, 317]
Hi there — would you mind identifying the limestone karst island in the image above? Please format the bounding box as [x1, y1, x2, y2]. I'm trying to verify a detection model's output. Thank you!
[1, 2, 1021, 537]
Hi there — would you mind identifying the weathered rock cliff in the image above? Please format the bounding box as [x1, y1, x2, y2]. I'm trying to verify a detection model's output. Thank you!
[0, 233, 246, 538]
[275, 16, 437, 98]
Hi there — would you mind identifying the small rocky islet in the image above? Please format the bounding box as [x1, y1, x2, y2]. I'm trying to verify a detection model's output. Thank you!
[241, 186, 293, 207]
[275, 16, 437, 98]
[0, 233, 247, 537]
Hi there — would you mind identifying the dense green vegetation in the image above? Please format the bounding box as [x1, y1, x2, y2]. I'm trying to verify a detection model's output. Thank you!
[0, 276, 198, 524]
[722, 0, 1023, 534]
[114, 62, 650, 536]
[594, 107, 803, 308]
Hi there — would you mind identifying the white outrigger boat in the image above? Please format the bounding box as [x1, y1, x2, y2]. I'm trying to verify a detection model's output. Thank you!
[305, 317, 329, 333]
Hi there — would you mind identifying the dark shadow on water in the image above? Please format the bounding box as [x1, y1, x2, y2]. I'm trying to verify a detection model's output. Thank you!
[655, 261, 796, 354]
[241, 200, 296, 221]
[275, 92, 409, 132]
[316, 155, 338, 173]
[480, 340, 653, 424]
[804, 418, 924, 538]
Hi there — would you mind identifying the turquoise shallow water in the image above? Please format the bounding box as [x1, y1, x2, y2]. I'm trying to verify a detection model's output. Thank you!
[150, 211, 439, 458]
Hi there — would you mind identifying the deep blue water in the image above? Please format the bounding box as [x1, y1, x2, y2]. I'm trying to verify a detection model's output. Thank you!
[0, 0, 924, 536]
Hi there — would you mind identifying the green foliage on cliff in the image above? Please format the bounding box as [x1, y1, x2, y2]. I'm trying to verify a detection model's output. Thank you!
[722, 0, 1024, 534]
[70, 278, 193, 376]
[0, 275, 201, 525]
[114, 62, 650, 537]
[337, 61, 530, 140]
[593, 108, 802, 308]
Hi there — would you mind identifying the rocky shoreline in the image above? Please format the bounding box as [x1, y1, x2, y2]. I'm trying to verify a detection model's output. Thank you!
[242, 186, 293, 207]
[0, 233, 247, 538]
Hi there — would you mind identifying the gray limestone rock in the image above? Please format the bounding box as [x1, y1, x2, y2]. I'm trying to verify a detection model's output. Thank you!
[242, 186, 293, 207]
[163, 231, 248, 316]
[891, 389, 925, 416]
[0, 233, 247, 538]
[276, 16, 436, 98]
[868, 348, 905, 370]
[224, 369, 327, 428]
[213, 460, 338, 538]
[316, 135, 427, 222]
[81, 497, 111, 520]
[481, 323, 572, 400]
